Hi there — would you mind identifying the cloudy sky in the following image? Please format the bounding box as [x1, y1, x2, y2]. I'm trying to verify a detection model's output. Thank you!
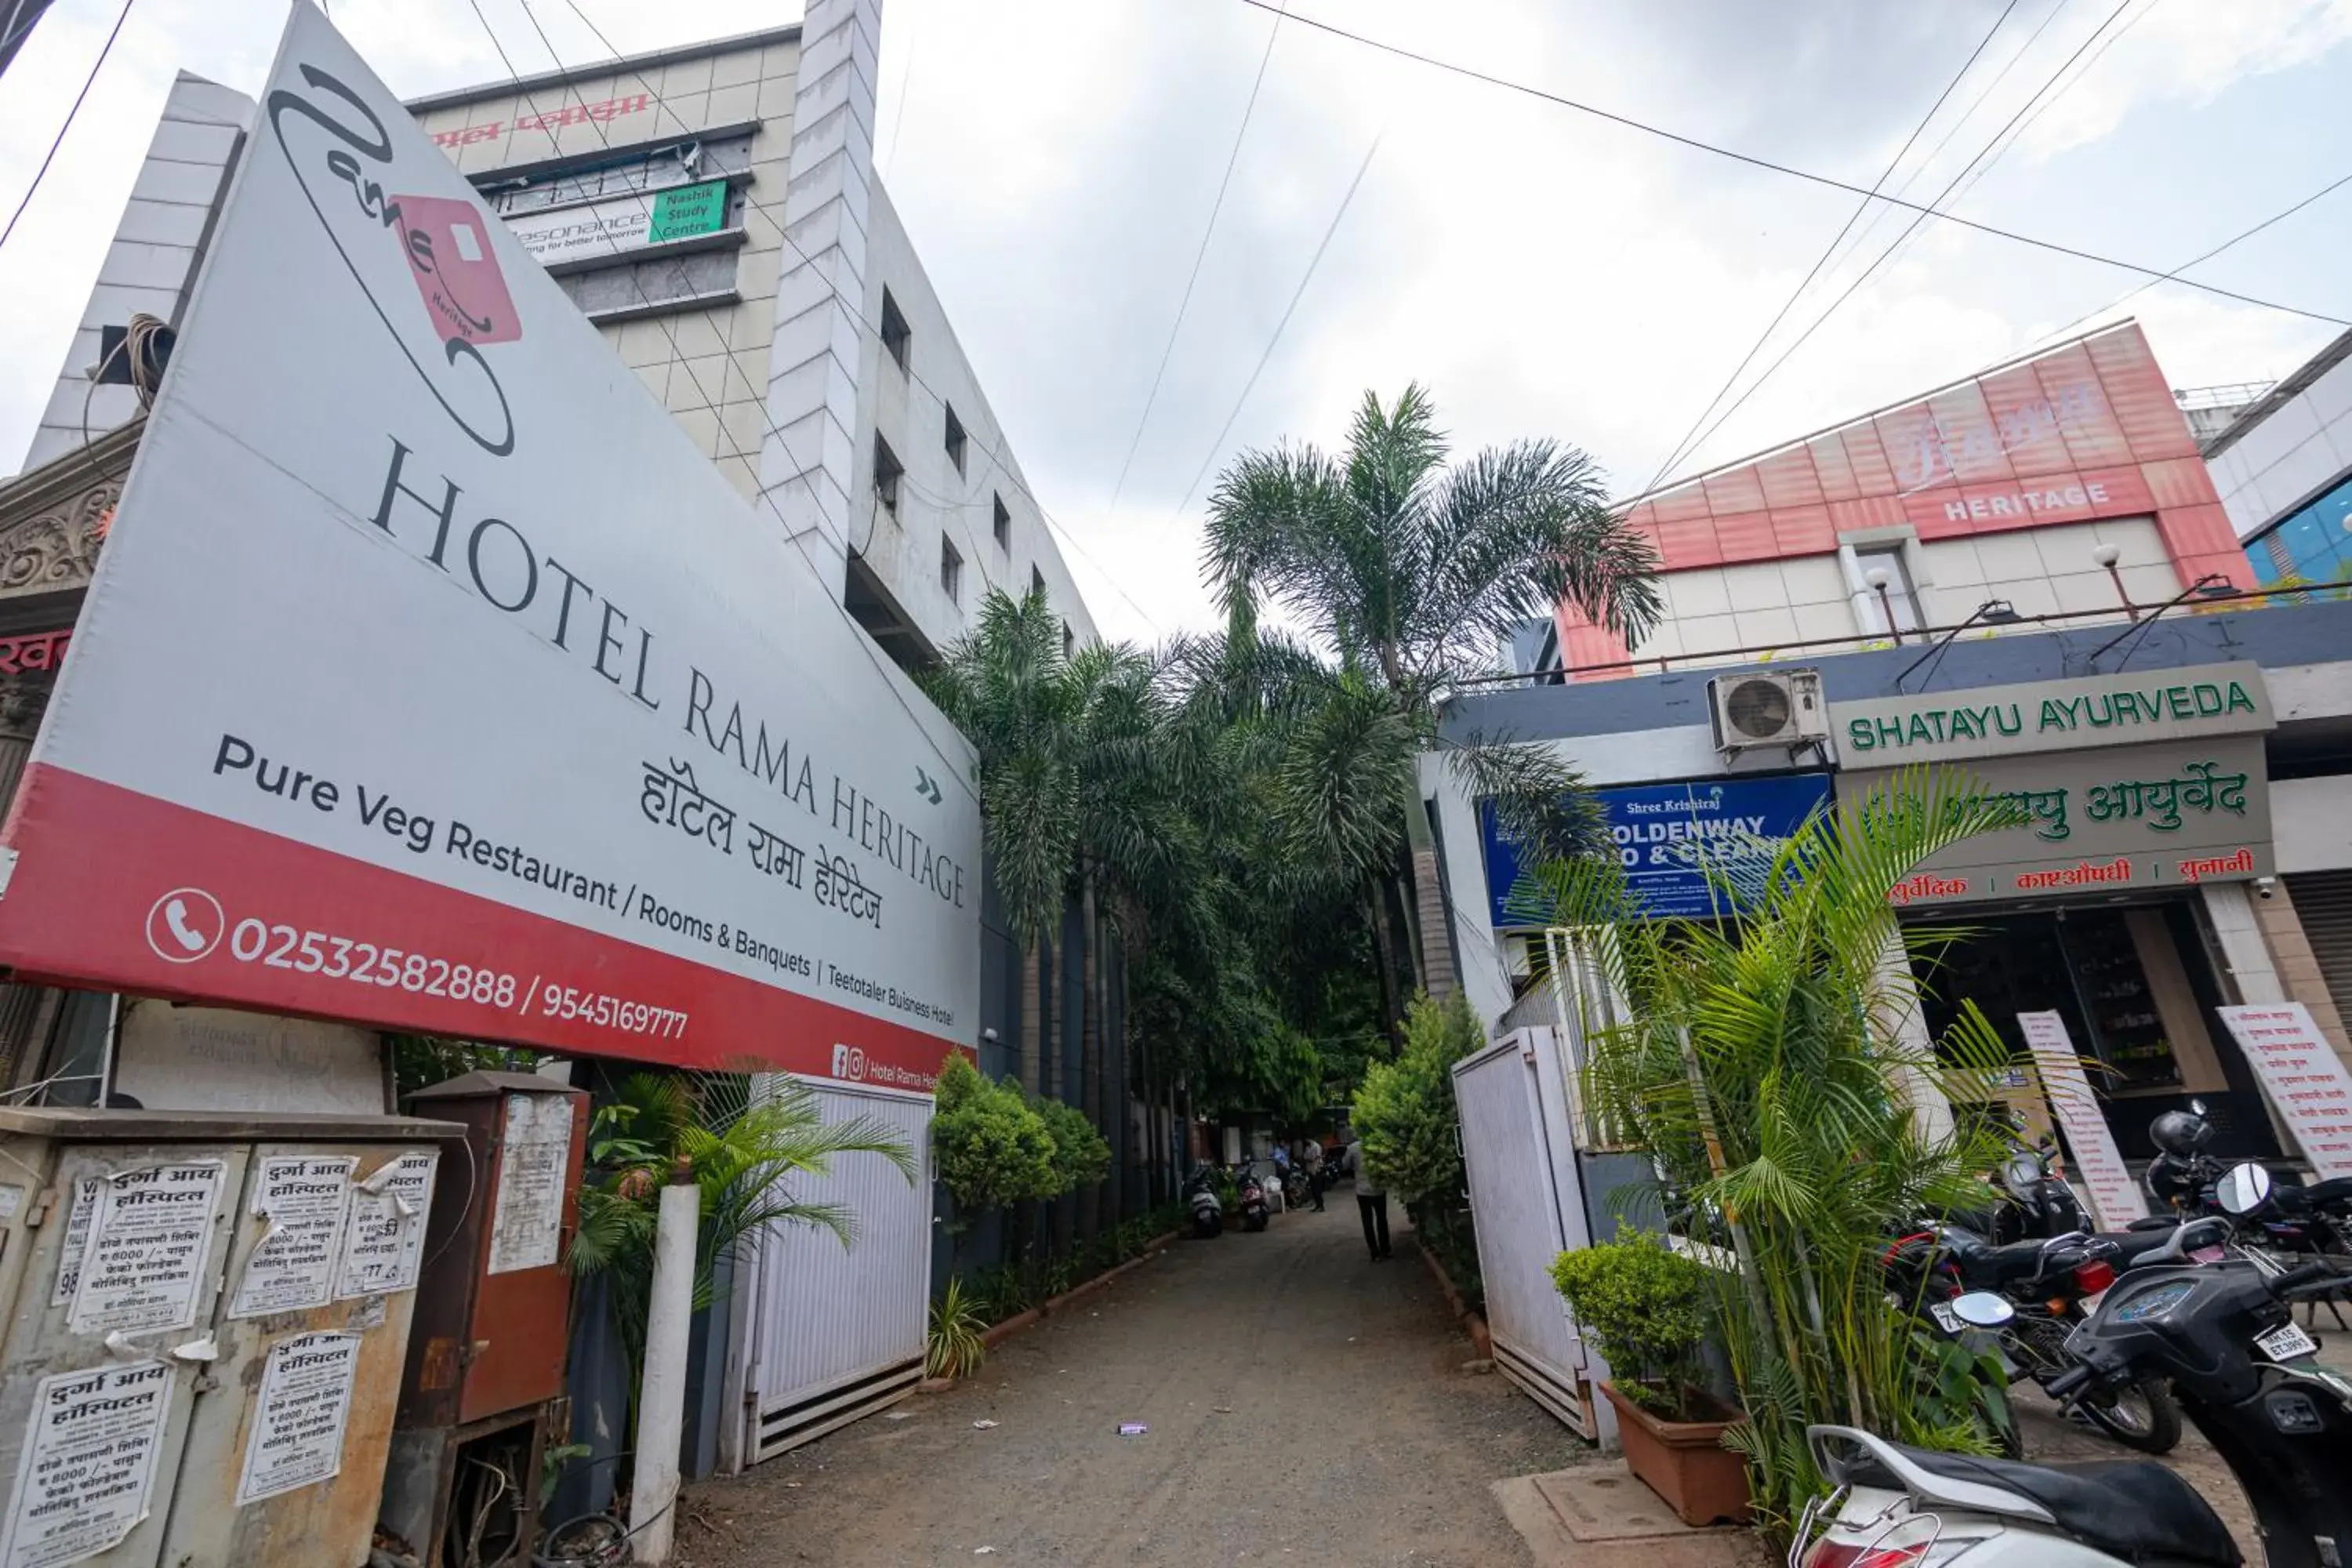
[4, 0, 2350, 644]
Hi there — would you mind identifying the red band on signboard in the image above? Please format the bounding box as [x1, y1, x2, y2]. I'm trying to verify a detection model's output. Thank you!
[0, 764, 956, 1089]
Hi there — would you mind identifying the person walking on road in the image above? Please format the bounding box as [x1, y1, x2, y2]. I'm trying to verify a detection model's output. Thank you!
[1301, 1140, 1326, 1211]
[1344, 1139, 1389, 1260]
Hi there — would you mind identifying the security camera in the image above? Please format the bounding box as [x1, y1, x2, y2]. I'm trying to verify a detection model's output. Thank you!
[2256, 877, 2277, 900]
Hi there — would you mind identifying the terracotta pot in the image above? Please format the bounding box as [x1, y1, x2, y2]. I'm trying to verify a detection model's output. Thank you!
[1600, 1380, 1751, 1527]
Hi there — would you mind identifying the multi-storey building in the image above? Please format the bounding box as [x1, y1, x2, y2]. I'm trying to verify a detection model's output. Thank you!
[1430, 321, 2352, 1174]
[2205, 326, 2352, 593]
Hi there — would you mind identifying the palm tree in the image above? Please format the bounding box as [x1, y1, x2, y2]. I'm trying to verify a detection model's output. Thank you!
[924, 588, 1193, 1238]
[1527, 768, 2024, 1526]
[570, 1071, 916, 1406]
[1202, 383, 1661, 1005]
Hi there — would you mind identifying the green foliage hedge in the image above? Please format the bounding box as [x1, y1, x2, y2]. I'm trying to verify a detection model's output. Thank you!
[1351, 992, 1479, 1202]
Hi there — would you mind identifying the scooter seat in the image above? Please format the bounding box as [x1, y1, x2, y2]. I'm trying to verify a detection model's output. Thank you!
[1844, 1443, 2240, 1566]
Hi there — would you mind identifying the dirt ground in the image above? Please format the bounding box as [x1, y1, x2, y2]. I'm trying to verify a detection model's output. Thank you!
[673, 1196, 1591, 1567]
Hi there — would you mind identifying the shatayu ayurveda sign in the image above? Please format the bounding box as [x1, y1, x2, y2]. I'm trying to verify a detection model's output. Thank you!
[1835, 663, 2272, 767]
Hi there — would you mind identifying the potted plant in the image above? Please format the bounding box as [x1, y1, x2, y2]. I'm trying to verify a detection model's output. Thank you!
[1551, 1232, 1748, 1526]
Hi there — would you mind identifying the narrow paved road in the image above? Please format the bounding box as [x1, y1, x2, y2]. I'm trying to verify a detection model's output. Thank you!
[676, 1199, 1590, 1566]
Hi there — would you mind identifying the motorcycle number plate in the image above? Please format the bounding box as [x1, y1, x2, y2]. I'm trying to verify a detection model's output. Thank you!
[2188, 1244, 2227, 1265]
[2256, 1321, 2321, 1363]
[1928, 1303, 1961, 1334]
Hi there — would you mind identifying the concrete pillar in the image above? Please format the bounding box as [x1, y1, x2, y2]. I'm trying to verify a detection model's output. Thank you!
[630, 1179, 701, 1563]
[2203, 881, 2285, 1003]
[1874, 926, 1955, 1143]
[758, 0, 882, 588]
[2251, 880, 2352, 1069]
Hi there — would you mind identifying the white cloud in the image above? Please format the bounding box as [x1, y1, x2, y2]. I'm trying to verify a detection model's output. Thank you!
[2019, 0, 2352, 161]
[2, 0, 2347, 655]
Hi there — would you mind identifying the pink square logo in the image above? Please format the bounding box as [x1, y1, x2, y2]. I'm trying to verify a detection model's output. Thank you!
[394, 194, 521, 347]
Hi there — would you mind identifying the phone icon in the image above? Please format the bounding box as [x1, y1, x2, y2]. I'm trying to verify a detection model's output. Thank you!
[143, 887, 223, 964]
[164, 900, 205, 953]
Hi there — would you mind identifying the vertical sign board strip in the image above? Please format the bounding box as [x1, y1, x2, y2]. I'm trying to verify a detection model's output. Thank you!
[2016, 1011, 2149, 1229]
[2216, 1004, 2352, 1178]
[0, 7, 978, 1087]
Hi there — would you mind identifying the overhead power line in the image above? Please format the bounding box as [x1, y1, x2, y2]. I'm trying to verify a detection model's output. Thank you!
[1105, 1, 1285, 522]
[1238, 0, 2347, 328]
[1653, 0, 2140, 489]
[1643, 0, 2024, 495]
[1813, 0, 2078, 298]
[0, 0, 135, 254]
[1171, 133, 1381, 524]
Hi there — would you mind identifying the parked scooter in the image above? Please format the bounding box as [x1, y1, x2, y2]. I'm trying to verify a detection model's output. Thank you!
[1235, 1163, 1271, 1232]
[1185, 1163, 1225, 1239]
[1799, 1163, 2352, 1568]
[1979, 1116, 2087, 1245]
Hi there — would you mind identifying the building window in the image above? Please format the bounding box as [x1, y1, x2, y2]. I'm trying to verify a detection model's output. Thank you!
[943, 403, 967, 474]
[1031, 566, 1046, 602]
[942, 535, 963, 604]
[1062, 620, 1075, 659]
[880, 289, 910, 374]
[873, 434, 902, 516]
[1856, 544, 1922, 634]
[993, 494, 1011, 552]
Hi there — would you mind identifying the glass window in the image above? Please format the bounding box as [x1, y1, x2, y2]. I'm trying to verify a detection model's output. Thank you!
[2245, 470, 2352, 587]
[941, 535, 962, 603]
[1856, 544, 1922, 634]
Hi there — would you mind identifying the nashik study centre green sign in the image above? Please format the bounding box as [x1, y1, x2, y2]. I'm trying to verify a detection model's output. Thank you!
[1836, 662, 2272, 767]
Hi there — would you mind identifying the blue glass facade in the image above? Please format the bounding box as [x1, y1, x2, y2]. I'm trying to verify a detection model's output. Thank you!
[2246, 468, 2352, 586]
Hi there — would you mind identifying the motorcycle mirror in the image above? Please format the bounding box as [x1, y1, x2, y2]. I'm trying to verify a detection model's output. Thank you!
[2216, 1162, 2273, 1216]
[1949, 1292, 2015, 1329]
[2188, 1098, 2209, 1116]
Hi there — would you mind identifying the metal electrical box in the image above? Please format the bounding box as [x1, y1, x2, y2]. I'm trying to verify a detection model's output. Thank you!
[0, 1105, 464, 1568]
[382, 1073, 587, 1566]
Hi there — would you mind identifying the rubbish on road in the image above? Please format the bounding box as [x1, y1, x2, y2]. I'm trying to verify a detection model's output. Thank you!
[1117, 1422, 1148, 1436]
[885, 1411, 912, 1421]
[1212, 1406, 1232, 1414]
[972, 1419, 1000, 1429]
[975, 1548, 996, 1555]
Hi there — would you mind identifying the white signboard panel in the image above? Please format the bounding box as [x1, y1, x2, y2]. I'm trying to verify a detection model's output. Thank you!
[336, 1150, 437, 1299]
[230, 1155, 357, 1318]
[2017, 1012, 2149, 1229]
[2217, 1004, 2352, 1178]
[0, 7, 975, 1088]
[0, 1361, 172, 1568]
[487, 1094, 571, 1275]
[236, 1332, 360, 1504]
[67, 1161, 226, 1337]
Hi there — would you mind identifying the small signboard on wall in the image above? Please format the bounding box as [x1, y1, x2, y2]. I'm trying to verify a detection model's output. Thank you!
[2216, 1004, 2352, 1178]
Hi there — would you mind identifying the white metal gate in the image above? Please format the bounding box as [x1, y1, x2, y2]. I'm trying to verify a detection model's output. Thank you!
[1453, 1025, 1610, 1442]
[728, 1076, 933, 1466]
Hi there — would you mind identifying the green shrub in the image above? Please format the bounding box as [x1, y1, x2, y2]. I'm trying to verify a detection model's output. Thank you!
[927, 1276, 988, 1380]
[1033, 1094, 1112, 1190]
[932, 1054, 1060, 1216]
[1549, 1232, 1713, 1417]
[1351, 991, 1479, 1202]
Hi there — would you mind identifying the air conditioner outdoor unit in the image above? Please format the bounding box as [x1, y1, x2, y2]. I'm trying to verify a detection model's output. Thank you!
[1708, 668, 1828, 753]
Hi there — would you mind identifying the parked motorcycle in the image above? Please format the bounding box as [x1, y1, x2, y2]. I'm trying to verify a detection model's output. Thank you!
[1185, 1163, 1225, 1239]
[1981, 1120, 2087, 1246]
[1886, 1216, 2223, 1454]
[1797, 1164, 2352, 1568]
[2147, 1098, 2352, 1290]
[1283, 1163, 1312, 1210]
